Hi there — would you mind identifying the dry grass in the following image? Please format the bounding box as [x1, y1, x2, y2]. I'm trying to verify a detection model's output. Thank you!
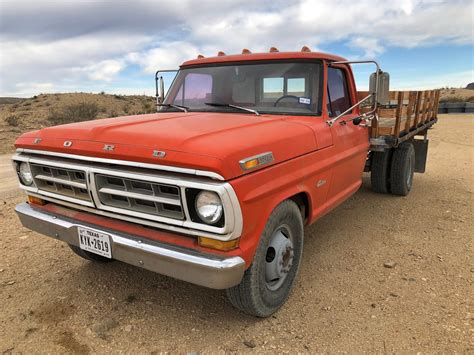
[0, 92, 155, 154]
[439, 88, 474, 102]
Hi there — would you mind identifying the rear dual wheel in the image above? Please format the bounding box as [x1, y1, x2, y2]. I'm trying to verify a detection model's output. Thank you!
[370, 142, 415, 196]
[390, 142, 415, 196]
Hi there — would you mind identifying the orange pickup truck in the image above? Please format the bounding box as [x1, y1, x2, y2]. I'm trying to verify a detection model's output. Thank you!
[12, 48, 439, 317]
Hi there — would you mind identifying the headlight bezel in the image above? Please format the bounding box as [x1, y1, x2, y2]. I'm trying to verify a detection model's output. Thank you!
[186, 188, 225, 227]
[17, 162, 34, 186]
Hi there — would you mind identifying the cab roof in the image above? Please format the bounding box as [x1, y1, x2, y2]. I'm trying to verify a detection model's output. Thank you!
[181, 50, 347, 68]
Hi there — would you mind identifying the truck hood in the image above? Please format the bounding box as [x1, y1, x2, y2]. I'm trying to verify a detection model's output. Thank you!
[15, 112, 321, 180]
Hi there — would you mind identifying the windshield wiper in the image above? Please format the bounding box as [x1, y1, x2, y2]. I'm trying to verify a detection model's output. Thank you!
[205, 102, 259, 116]
[157, 103, 189, 112]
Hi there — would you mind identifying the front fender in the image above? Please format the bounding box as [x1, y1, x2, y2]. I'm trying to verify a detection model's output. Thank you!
[230, 147, 335, 267]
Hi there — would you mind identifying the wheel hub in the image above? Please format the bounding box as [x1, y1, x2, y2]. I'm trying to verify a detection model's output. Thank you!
[265, 229, 294, 290]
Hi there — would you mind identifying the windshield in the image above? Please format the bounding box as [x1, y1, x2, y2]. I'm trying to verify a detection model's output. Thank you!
[162, 61, 323, 115]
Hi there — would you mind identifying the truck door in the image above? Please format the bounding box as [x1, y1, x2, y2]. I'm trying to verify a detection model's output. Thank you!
[325, 64, 369, 200]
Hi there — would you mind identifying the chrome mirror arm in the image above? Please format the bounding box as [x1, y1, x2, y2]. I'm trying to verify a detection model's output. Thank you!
[326, 94, 374, 127]
[326, 60, 381, 127]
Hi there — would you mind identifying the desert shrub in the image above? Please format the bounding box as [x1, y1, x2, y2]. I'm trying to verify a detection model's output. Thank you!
[99, 91, 106, 95]
[6, 115, 19, 127]
[141, 101, 154, 114]
[123, 104, 131, 114]
[22, 101, 32, 107]
[47, 102, 99, 125]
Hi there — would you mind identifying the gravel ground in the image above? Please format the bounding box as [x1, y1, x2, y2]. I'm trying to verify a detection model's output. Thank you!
[0, 114, 473, 353]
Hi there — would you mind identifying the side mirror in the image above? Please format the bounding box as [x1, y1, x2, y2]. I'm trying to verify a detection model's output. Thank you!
[158, 76, 165, 104]
[155, 70, 178, 108]
[369, 70, 390, 106]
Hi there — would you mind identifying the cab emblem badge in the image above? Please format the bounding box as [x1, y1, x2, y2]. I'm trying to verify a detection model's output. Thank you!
[34, 138, 42, 144]
[63, 140, 73, 147]
[103, 144, 115, 151]
[153, 150, 166, 158]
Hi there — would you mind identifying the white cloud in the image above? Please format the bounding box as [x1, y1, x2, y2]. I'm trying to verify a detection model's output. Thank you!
[128, 42, 201, 73]
[349, 37, 385, 58]
[86, 60, 126, 81]
[0, 0, 472, 96]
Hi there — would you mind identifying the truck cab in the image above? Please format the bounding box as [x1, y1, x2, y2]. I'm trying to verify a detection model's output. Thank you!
[12, 47, 438, 317]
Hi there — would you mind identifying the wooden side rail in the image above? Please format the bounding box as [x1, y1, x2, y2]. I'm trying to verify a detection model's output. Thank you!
[358, 90, 440, 138]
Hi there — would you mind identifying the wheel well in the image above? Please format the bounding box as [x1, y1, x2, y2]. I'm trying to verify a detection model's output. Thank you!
[289, 192, 309, 224]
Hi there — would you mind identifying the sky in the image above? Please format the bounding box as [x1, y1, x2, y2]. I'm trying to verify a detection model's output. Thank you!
[0, 0, 473, 97]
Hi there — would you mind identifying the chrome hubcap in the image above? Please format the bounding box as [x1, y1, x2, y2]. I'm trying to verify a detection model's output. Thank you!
[265, 227, 294, 290]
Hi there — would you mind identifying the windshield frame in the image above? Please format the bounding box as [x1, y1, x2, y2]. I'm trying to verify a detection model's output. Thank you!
[161, 59, 324, 117]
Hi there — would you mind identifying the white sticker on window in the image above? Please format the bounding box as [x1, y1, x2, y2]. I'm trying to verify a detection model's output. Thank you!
[299, 97, 311, 104]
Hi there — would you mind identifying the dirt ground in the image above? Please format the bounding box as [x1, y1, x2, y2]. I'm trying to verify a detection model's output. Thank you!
[0, 114, 472, 353]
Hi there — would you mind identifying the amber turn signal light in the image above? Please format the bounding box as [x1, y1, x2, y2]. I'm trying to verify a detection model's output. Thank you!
[28, 195, 47, 206]
[242, 159, 259, 170]
[198, 237, 240, 251]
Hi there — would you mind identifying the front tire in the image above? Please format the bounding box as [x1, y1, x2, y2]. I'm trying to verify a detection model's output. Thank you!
[226, 200, 304, 317]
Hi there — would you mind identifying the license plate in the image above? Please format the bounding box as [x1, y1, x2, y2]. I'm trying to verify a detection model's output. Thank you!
[78, 227, 112, 258]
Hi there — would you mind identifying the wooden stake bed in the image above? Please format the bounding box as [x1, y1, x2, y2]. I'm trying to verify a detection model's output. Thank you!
[358, 90, 440, 149]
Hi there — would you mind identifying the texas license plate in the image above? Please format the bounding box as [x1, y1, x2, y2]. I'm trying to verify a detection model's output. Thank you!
[78, 227, 112, 258]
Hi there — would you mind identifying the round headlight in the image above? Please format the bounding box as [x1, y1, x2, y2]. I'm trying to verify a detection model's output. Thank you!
[18, 162, 33, 186]
[195, 191, 223, 224]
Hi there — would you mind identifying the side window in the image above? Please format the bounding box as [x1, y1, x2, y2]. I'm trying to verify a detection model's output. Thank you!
[327, 67, 351, 117]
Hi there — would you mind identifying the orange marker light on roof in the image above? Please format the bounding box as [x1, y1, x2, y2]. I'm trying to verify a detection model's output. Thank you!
[301, 46, 311, 52]
[197, 54, 205, 59]
[241, 48, 252, 54]
[217, 51, 226, 56]
[269, 47, 279, 53]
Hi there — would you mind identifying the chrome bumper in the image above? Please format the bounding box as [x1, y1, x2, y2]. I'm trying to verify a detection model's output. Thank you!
[15, 203, 245, 289]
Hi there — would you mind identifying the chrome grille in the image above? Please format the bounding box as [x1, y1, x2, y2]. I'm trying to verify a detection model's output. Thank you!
[13, 149, 243, 240]
[30, 163, 91, 202]
[95, 174, 184, 220]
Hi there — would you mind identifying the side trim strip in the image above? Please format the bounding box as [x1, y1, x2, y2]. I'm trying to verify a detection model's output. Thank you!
[16, 148, 225, 181]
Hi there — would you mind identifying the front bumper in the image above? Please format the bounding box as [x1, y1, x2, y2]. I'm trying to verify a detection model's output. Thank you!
[15, 203, 245, 289]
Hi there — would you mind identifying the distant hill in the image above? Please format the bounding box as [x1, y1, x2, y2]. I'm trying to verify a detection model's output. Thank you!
[0, 97, 24, 105]
[439, 88, 474, 103]
[0, 92, 155, 154]
[466, 83, 474, 90]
